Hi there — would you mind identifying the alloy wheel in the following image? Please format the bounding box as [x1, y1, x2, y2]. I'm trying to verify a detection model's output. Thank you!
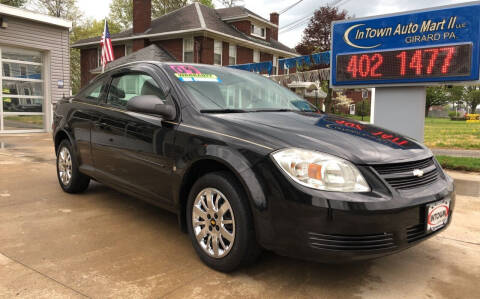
[192, 188, 235, 259]
[58, 147, 72, 185]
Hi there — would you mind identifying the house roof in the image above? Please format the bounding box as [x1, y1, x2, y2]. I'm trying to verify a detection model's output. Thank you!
[215, 6, 275, 26]
[0, 3, 71, 28]
[90, 44, 176, 74]
[72, 3, 295, 56]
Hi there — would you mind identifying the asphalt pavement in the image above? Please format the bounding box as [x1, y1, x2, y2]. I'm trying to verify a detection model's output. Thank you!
[0, 134, 479, 298]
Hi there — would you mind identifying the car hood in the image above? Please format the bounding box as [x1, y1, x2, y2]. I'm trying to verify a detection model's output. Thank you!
[207, 112, 432, 165]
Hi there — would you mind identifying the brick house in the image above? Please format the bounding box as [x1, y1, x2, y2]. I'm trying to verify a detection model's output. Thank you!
[71, 1, 297, 88]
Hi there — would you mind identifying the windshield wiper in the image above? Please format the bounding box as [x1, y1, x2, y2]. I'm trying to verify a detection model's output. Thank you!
[200, 109, 249, 113]
[251, 109, 297, 112]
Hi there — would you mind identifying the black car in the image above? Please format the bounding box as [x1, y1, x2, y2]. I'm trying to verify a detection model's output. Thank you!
[53, 62, 454, 272]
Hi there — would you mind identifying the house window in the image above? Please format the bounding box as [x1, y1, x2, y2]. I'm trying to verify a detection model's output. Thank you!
[183, 38, 194, 63]
[125, 42, 133, 56]
[251, 24, 266, 38]
[229, 44, 236, 65]
[253, 50, 260, 63]
[97, 47, 101, 67]
[214, 40, 222, 65]
[273, 55, 278, 75]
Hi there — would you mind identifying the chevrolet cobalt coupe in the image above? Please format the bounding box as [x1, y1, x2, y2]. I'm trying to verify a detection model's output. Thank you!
[53, 62, 454, 272]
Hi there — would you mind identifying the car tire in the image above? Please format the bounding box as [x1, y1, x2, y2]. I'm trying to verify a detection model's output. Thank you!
[186, 171, 261, 272]
[56, 139, 90, 193]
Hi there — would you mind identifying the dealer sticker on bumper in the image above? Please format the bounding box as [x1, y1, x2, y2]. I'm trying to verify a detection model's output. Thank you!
[426, 199, 450, 233]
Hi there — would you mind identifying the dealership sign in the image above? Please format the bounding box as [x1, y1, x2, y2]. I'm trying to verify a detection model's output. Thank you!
[331, 2, 480, 87]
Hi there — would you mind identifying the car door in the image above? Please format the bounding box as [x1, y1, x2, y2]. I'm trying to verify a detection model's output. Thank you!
[91, 66, 178, 205]
[68, 77, 109, 176]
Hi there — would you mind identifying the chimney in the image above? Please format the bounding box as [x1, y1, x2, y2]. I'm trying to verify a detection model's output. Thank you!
[270, 12, 279, 40]
[132, 0, 151, 52]
[133, 0, 151, 34]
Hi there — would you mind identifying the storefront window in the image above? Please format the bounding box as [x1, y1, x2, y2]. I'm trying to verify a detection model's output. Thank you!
[1, 47, 42, 63]
[0, 46, 44, 132]
[2, 80, 43, 96]
[2, 63, 41, 79]
[3, 97, 43, 113]
[3, 115, 44, 130]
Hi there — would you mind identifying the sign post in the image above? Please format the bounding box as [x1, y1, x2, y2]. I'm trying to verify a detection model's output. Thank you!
[330, 2, 480, 141]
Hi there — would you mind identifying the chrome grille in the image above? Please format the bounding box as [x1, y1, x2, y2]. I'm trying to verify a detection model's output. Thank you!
[372, 158, 439, 190]
[373, 158, 434, 175]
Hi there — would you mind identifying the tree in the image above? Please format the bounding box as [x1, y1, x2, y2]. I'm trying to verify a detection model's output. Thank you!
[0, 0, 26, 7]
[447, 86, 466, 116]
[295, 6, 348, 55]
[425, 86, 449, 117]
[295, 6, 348, 113]
[109, 0, 133, 29]
[355, 99, 370, 118]
[197, 0, 214, 8]
[110, 0, 214, 30]
[34, 0, 85, 94]
[219, 0, 243, 7]
[33, 0, 82, 22]
[465, 86, 480, 114]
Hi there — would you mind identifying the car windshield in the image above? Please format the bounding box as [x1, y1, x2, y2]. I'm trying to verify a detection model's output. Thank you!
[166, 64, 318, 113]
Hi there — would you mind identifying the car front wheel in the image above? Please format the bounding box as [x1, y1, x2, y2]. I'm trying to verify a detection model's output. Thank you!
[186, 172, 260, 272]
[56, 139, 90, 193]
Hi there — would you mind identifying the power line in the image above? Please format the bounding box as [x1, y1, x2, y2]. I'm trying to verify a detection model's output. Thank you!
[279, 0, 305, 15]
[279, 12, 313, 32]
[279, 0, 351, 34]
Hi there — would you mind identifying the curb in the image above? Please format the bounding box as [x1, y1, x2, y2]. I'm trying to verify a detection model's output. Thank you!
[447, 171, 480, 197]
[454, 179, 480, 197]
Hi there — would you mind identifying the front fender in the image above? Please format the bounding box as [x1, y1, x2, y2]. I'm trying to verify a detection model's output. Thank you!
[177, 144, 268, 211]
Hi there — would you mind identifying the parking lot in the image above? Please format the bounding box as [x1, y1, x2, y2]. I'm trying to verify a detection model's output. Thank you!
[0, 134, 479, 298]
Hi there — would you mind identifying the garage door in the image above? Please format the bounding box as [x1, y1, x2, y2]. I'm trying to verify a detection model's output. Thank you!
[0, 46, 45, 133]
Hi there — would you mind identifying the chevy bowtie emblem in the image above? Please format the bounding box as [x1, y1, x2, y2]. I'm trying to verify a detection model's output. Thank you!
[413, 169, 424, 177]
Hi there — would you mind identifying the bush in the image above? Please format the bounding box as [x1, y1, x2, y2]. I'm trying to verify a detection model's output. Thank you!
[448, 111, 466, 121]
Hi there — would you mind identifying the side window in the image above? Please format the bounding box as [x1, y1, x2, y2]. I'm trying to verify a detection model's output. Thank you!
[77, 78, 108, 102]
[106, 73, 167, 108]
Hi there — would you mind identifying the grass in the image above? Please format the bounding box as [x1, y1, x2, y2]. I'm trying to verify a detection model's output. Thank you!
[335, 115, 480, 150]
[436, 155, 480, 172]
[424, 118, 480, 150]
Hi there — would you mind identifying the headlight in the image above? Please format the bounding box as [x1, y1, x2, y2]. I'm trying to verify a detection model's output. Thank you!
[271, 148, 370, 192]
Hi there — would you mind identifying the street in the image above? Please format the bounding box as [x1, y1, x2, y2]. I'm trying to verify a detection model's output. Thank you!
[0, 134, 479, 299]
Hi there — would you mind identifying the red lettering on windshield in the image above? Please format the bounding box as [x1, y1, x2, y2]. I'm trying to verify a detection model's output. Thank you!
[169, 65, 201, 74]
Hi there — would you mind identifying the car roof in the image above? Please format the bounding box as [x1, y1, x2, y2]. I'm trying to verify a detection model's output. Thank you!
[96, 61, 240, 79]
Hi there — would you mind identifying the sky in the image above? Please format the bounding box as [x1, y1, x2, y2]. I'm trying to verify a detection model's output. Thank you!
[77, 0, 470, 48]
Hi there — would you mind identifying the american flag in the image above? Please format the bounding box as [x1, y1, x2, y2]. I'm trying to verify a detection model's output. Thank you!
[100, 19, 114, 72]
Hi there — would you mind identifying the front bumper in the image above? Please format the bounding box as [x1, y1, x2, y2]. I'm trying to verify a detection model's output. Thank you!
[251, 159, 456, 263]
[267, 193, 454, 263]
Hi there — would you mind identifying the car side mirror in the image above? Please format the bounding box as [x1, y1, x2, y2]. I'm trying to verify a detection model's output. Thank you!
[127, 95, 176, 120]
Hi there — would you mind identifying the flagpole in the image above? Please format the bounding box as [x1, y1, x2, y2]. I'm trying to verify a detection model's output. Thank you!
[102, 18, 106, 73]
